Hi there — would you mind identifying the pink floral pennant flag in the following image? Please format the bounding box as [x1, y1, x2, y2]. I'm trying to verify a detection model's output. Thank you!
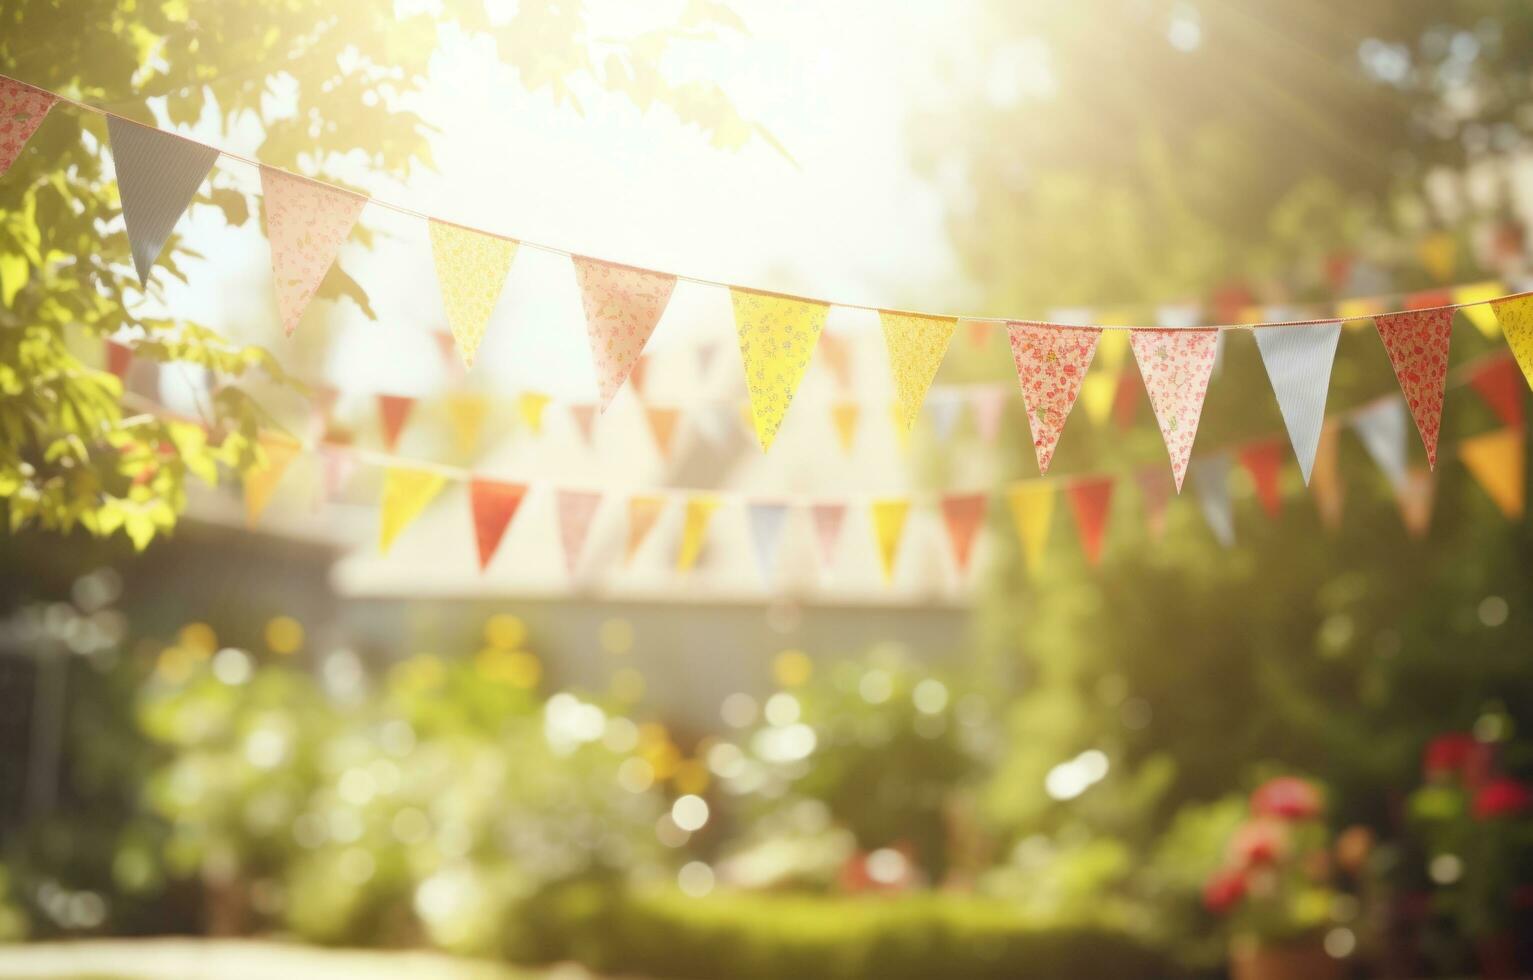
[1373, 309, 1453, 467]
[260, 167, 367, 336]
[1008, 322, 1101, 474]
[572, 256, 676, 411]
[1130, 328, 1221, 491]
[0, 76, 56, 176]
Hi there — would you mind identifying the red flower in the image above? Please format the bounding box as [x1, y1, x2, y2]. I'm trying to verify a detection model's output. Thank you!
[1423, 733, 1477, 779]
[1250, 777, 1323, 821]
[1203, 867, 1246, 914]
[1228, 818, 1287, 867]
[1472, 778, 1532, 821]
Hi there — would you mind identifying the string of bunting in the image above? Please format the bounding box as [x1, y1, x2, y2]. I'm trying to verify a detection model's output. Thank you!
[7, 73, 1533, 492]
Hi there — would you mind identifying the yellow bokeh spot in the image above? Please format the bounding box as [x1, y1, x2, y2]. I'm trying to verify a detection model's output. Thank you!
[264, 615, 304, 656]
[390, 654, 444, 692]
[644, 741, 681, 781]
[773, 649, 813, 688]
[484, 613, 527, 650]
[600, 618, 634, 655]
[156, 646, 195, 684]
[639, 722, 670, 749]
[612, 667, 646, 703]
[672, 759, 710, 795]
[177, 622, 216, 658]
[475, 647, 541, 689]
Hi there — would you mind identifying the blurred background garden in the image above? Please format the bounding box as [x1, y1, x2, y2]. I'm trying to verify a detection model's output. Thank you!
[3, 1, 1533, 978]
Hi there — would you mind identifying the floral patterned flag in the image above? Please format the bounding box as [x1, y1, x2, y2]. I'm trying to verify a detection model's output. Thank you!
[625, 495, 666, 564]
[377, 394, 415, 451]
[572, 256, 676, 410]
[732, 288, 829, 451]
[260, 167, 367, 336]
[429, 220, 518, 368]
[1493, 295, 1533, 391]
[880, 311, 956, 431]
[1007, 322, 1101, 474]
[0, 76, 56, 176]
[677, 495, 721, 572]
[1007, 482, 1055, 575]
[107, 117, 219, 285]
[557, 489, 602, 576]
[1459, 427, 1524, 520]
[1066, 476, 1114, 565]
[940, 493, 986, 575]
[379, 468, 446, 554]
[468, 479, 527, 570]
[1374, 309, 1453, 467]
[1130, 328, 1221, 491]
[870, 498, 910, 582]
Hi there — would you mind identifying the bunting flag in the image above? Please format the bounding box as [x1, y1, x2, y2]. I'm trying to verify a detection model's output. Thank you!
[628, 356, 650, 398]
[625, 495, 666, 563]
[1190, 455, 1234, 548]
[1007, 322, 1101, 474]
[971, 387, 1007, 443]
[260, 166, 367, 336]
[927, 395, 963, 441]
[0, 77, 56, 175]
[818, 333, 853, 390]
[747, 501, 790, 584]
[1351, 398, 1409, 492]
[731, 288, 828, 450]
[889, 404, 913, 453]
[870, 498, 910, 582]
[1311, 423, 1345, 531]
[319, 443, 356, 503]
[1066, 477, 1114, 565]
[1007, 482, 1055, 575]
[1135, 467, 1171, 541]
[1460, 282, 1508, 339]
[557, 489, 602, 575]
[569, 403, 597, 445]
[880, 312, 956, 431]
[676, 495, 721, 572]
[1238, 439, 1285, 519]
[518, 392, 551, 435]
[1469, 357, 1525, 428]
[1112, 371, 1141, 432]
[1254, 321, 1342, 484]
[645, 406, 682, 459]
[810, 502, 847, 570]
[1493, 296, 1533, 390]
[572, 257, 677, 410]
[106, 117, 220, 285]
[1374, 308, 1453, 467]
[939, 493, 986, 574]
[1131, 329, 1221, 491]
[429, 220, 518, 368]
[105, 339, 133, 379]
[446, 394, 488, 456]
[468, 478, 527, 570]
[964, 318, 995, 348]
[1396, 468, 1437, 538]
[1459, 427, 1525, 519]
[243, 434, 301, 526]
[379, 467, 447, 554]
[377, 394, 415, 451]
[831, 401, 860, 453]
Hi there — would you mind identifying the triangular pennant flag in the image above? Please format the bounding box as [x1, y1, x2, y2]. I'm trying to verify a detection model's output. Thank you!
[1135, 467, 1171, 541]
[1007, 482, 1055, 575]
[963, 317, 995, 348]
[869, 498, 910, 582]
[645, 406, 682, 459]
[819, 333, 852, 390]
[518, 392, 551, 435]
[260, 166, 367, 336]
[747, 501, 790, 585]
[557, 489, 602, 576]
[628, 356, 650, 398]
[1238, 440, 1285, 519]
[625, 495, 666, 563]
[377, 394, 415, 451]
[1396, 467, 1437, 538]
[697, 342, 719, 379]
[569, 403, 597, 446]
[468, 479, 527, 570]
[379, 467, 447, 554]
[1311, 423, 1345, 531]
[880, 311, 956, 431]
[307, 385, 339, 442]
[1254, 321, 1342, 484]
[429, 220, 518, 368]
[243, 433, 301, 525]
[732, 289, 829, 450]
[107, 116, 220, 286]
[971, 387, 1007, 443]
[1131, 329, 1221, 491]
[572, 256, 677, 410]
[0, 77, 57, 176]
[1459, 427, 1525, 519]
[927, 394, 963, 441]
[446, 394, 488, 457]
[939, 493, 986, 575]
[677, 495, 721, 572]
[1374, 309, 1453, 467]
[889, 403, 913, 452]
[1112, 370, 1141, 432]
[433, 330, 464, 375]
[1190, 456, 1234, 548]
[810, 502, 847, 570]
[105, 339, 133, 379]
[1351, 398, 1410, 492]
[1493, 296, 1533, 391]
[1460, 282, 1508, 339]
[831, 401, 860, 453]
[1470, 357, 1525, 428]
[1007, 322, 1101, 474]
[1065, 477, 1114, 565]
[319, 443, 356, 503]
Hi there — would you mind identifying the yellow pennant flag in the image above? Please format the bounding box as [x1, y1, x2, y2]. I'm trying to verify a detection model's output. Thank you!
[379, 467, 447, 553]
[870, 498, 910, 582]
[677, 495, 721, 572]
[1459, 427, 1525, 519]
[1336, 298, 1388, 327]
[1462, 282, 1509, 339]
[446, 394, 488, 456]
[888, 403, 913, 452]
[831, 401, 860, 453]
[1007, 482, 1055, 575]
[244, 433, 301, 526]
[1094, 324, 1132, 369]
[1417, 231, 1457, 283]
[1079, 372, 1118, 428]
[1493, 295, 1533, 388]
[880, 311, 955, 430]
[429, 220, 518, 367]
[732, 289, 829, 450]
[518, 392, 552, 435]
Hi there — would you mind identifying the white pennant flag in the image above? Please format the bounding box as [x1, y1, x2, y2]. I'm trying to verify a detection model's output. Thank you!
[107, 117, 220, 285]
[1190, 455, 1235, 548]
[747, 502, 790, 585]
[1254, 322, 1341, 485]
[1350, 398, 1409, 492]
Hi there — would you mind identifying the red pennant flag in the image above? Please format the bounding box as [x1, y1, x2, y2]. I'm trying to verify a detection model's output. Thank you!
[1238, 439, 1285, 519]
[940, 493, 987, 574]
[377, 394, 415, 450]
[1469, 357, 1525, 428]
[469, 479, 527, 570]
[810, 502, 847, 570]
[1404, 289, 1454, 311]
[645, 406, 681, 458]
[1066, 477, 1114, 565]
[1135, 467, 1171, 541]
[1112, 369, 1141, 432]
[105, 339, 133, 379]
[1374, 309, 1453, 467]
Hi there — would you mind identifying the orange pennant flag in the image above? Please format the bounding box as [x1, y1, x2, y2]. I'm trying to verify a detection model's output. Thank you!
[818, 333, 852, 390]
[1459, 427, 1525, 519]
[1374, 309, 1453, 467]
[940, 493, 987, 575]
[626, 495, 666, 563]
[468, 479, 527, 570]
[377, 394, 415, 451]
[244, 433, 301, 525]
[1395, 467, 1437, 538]
[1238, 440, 1285, 519]
[1310, 423, 1345, 531]
[1065, 477, 1114, 566]
[646, 406, 682, 459]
